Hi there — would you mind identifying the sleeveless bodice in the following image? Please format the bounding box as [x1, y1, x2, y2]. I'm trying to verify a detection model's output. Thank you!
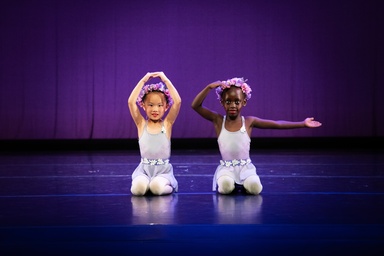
[138, 122, 170, 160]
[217, 116, 250, 160]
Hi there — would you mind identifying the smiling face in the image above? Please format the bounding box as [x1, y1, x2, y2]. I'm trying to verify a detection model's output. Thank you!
[221, 86, 247, 119]
[143, 91, 168, 121]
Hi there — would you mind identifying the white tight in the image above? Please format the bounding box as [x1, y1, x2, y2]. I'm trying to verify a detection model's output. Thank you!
[217, 175, 263, 195]
[217, 176, 235, 194]
[131, 176, 173, 196]
[243, 175, 263, 195]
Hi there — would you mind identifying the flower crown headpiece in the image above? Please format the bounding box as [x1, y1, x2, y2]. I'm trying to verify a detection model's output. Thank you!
[215, 77, 252, 101]
[137, 82, 173, 108]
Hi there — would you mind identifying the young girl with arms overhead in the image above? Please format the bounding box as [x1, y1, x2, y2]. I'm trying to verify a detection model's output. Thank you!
[191, 77, 322, 195]
[128, 71, 181, 196]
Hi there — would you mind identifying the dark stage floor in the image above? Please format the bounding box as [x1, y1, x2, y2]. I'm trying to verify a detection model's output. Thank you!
[0, 144, 383, 255]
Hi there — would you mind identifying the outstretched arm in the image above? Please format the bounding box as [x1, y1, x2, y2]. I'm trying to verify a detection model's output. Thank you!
[249, 116, 322, 129]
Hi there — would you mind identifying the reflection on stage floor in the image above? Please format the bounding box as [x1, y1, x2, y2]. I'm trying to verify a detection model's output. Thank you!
[1, 147, 383, 255]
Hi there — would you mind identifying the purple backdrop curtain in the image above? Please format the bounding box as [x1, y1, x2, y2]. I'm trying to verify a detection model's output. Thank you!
[0, 0, 383, 140]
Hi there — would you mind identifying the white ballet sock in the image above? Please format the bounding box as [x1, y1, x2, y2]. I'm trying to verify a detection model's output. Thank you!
[131, 176, 149, 196]
[243, 175, 263, 195]
[217, 176, 235, 194]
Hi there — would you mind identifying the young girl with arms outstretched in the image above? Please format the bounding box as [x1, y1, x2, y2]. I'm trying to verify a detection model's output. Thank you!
[191, 77, 322, 195]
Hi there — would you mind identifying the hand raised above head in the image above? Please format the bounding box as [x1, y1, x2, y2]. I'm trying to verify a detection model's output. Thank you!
[147, 71, 169, 81]
[208, 80, 224, 89]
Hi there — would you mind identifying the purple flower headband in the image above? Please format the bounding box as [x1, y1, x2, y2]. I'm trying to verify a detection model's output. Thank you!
[215, 77, 252, 101]
[136, 82, 173, 108]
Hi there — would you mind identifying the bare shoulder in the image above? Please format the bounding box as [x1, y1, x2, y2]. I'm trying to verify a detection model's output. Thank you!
[213, 112, 224, 122]
[212, 113, 224, 136]
[136, 117, 146, 138]
[244, 115, 269, 128]
[244, 115, 259, 124]
[163, 117, 173, 129]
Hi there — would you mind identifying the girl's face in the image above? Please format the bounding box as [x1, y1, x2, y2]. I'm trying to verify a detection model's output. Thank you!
[143, 92, 168, 121]
[221, 87, 247, 119]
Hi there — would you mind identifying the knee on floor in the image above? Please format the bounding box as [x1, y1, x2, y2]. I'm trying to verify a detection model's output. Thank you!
[131, 177, 149, 196]
[217, 176, 235, 194]
[243, 175, 263, 195]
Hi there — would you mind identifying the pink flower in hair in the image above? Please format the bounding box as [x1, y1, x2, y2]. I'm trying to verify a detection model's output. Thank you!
[215, 77, 252, 101]
[136, 82, 174, 108]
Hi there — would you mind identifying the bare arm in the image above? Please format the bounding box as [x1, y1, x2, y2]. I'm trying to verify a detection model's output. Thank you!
[191, 81, 222, 122]
[249, 116, 322, 129]
[191, 81, 224, 136]
[156, 72, 181, 126]
[128, 72, 153, 127]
